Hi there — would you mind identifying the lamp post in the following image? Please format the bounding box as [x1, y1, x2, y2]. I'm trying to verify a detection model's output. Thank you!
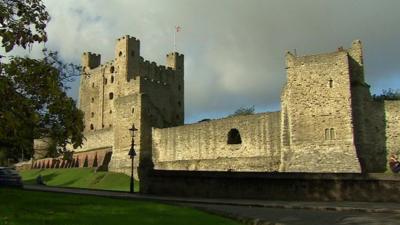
[128, 124, 137, 193]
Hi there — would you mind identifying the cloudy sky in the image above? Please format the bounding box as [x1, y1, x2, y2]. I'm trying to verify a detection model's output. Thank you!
[6, 0, 400, 123]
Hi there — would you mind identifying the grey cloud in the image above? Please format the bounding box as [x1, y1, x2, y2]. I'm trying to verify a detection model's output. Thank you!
[4, 0, 400, 123]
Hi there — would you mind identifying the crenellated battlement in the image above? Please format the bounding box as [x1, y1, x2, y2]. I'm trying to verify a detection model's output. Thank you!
[82, 52, 101, 69]
[80, 35, 184, 138]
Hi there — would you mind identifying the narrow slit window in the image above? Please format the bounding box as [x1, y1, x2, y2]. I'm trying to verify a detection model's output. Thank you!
[329, 79, 333, 88]
[325, 128, 330, 140]
[90, 124, 94, 130]
[109, 92, 114, 100]
[330, 128, 336, 140]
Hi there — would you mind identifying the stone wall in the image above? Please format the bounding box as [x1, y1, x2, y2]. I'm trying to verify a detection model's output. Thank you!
[385, 100, 400, 157]
[74, 128, 113, 152]
[31, 148, 111, 170]
[280, 45, 361, 172]
[152, 112, 281, 171]
[143, 170, 400, 203]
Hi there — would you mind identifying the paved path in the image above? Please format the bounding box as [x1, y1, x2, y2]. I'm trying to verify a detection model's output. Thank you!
[24, 185, 400, 225]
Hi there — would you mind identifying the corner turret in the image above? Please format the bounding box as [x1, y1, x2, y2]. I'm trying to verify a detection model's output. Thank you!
[166, 52, 184, 72]
[115, 35, 141, 80]
[82, 52, 101, 69]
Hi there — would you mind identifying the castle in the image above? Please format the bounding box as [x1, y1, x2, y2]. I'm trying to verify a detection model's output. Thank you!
[49, 35, 399, 175]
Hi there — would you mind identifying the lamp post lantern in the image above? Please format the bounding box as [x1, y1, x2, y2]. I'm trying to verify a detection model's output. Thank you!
[128, 124, 138, 193]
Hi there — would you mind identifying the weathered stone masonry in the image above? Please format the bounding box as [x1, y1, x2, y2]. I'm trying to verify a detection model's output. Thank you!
[151, 40, 400, 173]
[153, 112, 281, 171]
[48, 37, 398, 176]
[75, 35, 184, 176]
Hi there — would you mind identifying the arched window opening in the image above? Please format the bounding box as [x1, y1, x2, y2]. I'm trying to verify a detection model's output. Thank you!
[109, 92, 114, 100]
[90, 124, 94, 130]
[110, 66, 115, 73]
[131, 108, 134, 114]
[91, 97, 94, 103]
[227, 128, 242, 145]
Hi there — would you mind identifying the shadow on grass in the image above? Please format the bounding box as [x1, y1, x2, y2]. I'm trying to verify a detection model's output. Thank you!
[23, 173, 59, 185]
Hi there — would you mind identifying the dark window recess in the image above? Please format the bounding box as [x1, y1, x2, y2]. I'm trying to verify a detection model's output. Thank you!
[176, 114, 180, 119]
[325, 128, 336, 140]
[110, 66, 115, 73]
[227, 128, 242, 144]
[109, 92, 114, 100]
[325, 128, 330, 140]
[111, 76, 114, 83]
[92, 83, 95, 88]
[91, 112, 94, 118]
[178, 101, 181, 107]
[329, 79, 333, 88]
[119, 51, 123, 57]
[90, 124, 94, 130]
[131, 51, 135, 57]
[330, 128, 336, 139]
[109, 110, 112, 114]
[91, 97, 94, 103]
[131, 108, 134, 114]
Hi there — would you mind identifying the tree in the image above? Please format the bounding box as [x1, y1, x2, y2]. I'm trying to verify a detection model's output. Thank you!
[0, 0, 84, 163]
[0, 50, 84, 161]
[0, 0, 49, 52]
[372, 89, 400, 101]
[229, 105, 255, 117]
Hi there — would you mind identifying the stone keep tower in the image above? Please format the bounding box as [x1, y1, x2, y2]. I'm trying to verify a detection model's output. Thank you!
[79, 35, 184, 175]
[279, 41, 370, 173]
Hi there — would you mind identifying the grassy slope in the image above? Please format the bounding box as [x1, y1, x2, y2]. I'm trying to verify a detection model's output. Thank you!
[0, 188, 241, 225]
[20, 168, 139, 192]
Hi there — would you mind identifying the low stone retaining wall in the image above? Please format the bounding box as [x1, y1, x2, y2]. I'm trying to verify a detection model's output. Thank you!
[28, 148, 112, 170]
[143, 170, 400, 202]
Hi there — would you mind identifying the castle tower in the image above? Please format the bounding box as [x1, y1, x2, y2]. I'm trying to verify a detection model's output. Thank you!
[279, 41, 363, 173]
[76, 35, 185, 179]
[115, 35, 140, 81]
[166, 52, 184, 125]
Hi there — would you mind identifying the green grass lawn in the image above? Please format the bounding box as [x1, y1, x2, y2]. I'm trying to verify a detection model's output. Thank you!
[19, 168, 138, 192]
[0, 188, 241, 225]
